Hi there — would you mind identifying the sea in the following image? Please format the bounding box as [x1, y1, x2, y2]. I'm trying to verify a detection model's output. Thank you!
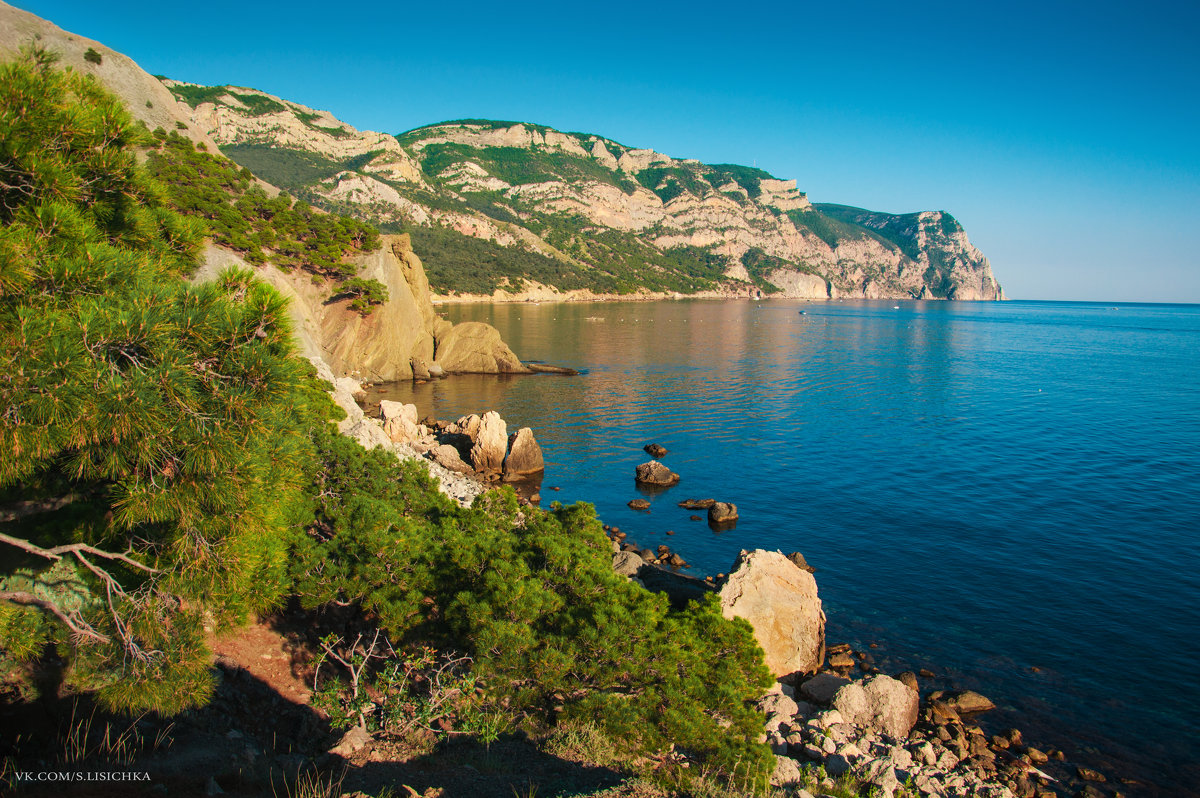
[366, 298, 1200, 795]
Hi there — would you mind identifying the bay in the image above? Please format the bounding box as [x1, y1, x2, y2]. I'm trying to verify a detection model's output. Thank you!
[366, 298, 1200, 795]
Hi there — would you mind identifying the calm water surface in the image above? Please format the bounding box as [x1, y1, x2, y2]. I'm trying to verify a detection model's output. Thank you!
[367, 299, 1200, 794]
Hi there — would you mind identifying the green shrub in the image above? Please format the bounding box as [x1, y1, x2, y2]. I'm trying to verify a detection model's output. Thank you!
[82, 47, 101, 65]
[290, 431, 775, 783]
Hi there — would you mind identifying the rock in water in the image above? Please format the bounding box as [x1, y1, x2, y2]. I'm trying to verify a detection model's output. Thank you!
[502, 427, 544, 480]
[643, 443, 668, 458]
[718, 549, 825, 677]
[942, 689, 996, 714]
[435, 321, 530, 374]
[786, 551, 817, 573]
[635, 461, 680, 486]
[708, 501, 738, 523]
[831, 674, 919, 738]
[627, 498, 651, 510]
[470, 411, 508, 476]
[678, 498, 716, 509]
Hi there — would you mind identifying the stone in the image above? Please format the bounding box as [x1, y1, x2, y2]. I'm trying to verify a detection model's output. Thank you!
[1025, 747, 1048, 764]
[718, 550, 825, 677]
[1077, 767, 1106, 782]
[627, 498, 651, 510]
[330, 724, 372, 756]
[828, 651, 855, 669]
[643, 443, 668, 458]
[831, 675, 919, 739]
[380, 400, 420, 443]
[677, 498, 716, 509]
[502, 427, 544, 480]
[801, 673, 851, 704]
[757, 690, 800, 724]
[410, 358, 431, 380]
[434, 321, 529, 374]
[896, 671, 919, 693]
[427, 362, 445, 377]
[430, 444, 473, 474]
[612, 550, 644, 577]
[824, 753, 853, 777]
[689, 514, 701, 521]
[943, 689, 996, 714]
[771, 754, 802, 786]
[470, 411, 508, 475]
[786, 551, 817, 573]
[635, 460, 680, 486]
[708, 501, 738, 523]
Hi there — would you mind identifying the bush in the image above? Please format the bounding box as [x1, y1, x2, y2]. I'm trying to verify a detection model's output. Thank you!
[290, 431, 775, 783]
[82, 47, 101, 65]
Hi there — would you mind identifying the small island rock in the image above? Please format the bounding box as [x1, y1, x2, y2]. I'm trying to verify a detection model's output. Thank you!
[708, 501, 738, 523]
[635, 461, 680, 487]
[643, 443, 668, 458]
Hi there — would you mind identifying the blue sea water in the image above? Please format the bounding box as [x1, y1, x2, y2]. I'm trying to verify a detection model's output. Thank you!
[368, 299, 1200, 794]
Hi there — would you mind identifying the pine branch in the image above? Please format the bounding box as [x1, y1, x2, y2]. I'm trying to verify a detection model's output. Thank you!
[0, 589, 110, 644]
[0, 531, 160, 575]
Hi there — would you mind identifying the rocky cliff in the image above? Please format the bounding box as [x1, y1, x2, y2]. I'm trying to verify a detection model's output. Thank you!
[159, 84, 1005, 300]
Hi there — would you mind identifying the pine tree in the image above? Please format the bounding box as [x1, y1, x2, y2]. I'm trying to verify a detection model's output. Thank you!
[0, 46, 324, 713]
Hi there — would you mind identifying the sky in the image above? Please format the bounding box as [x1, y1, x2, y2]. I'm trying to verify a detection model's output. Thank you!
[13, 0, 1200, 302]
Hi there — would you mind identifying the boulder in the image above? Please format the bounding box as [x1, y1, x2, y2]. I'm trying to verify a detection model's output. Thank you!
[718, 550, 825, 677]
[942, 689, 996, 714]
[627, 499, 650, 511]
[678, 498, 716, 509]
[830, 675, 919, 739]
[770, 754, 802, 787]
[708, 502, 738, 523]
[470, 411, 508, 476]
[379, 400, 420, 443]
[612, 550, 645, 578]
[502, 427, 544, 480]
[410, 358, 431, 380]
[435, 321, 530, 374]
[643, 443, 668, 458]
[430, 444, 473, 474]
[635, 461, 680, 487]
[786, 551, 817, 573]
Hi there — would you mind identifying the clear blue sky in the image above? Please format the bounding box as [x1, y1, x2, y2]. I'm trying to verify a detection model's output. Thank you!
[16, 0, 1200, 302]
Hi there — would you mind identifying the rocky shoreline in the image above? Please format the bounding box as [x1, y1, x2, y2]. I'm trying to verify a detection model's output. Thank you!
[326, 373, 1145, 798]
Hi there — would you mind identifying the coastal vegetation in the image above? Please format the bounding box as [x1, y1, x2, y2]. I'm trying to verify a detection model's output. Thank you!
[0, 48, 776, 791]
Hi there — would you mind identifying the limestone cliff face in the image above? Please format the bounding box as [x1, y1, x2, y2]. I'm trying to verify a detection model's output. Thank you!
[195, 235, 526, 381]
[181, 96, 1004, 300]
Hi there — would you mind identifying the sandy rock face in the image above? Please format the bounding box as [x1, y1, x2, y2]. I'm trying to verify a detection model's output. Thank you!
[719, 550, 825, 677]
[831, 675, 919, 739]
[470, 411, 508, 476]
[435, 322, 529, 374]
[502, 427, 544, 480]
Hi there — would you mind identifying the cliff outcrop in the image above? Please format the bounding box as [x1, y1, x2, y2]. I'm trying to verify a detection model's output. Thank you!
[196, 235, 526, 381]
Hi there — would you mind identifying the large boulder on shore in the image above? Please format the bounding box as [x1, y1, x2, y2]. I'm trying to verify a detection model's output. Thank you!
[503, 427, 544, 480]
[718, 550, 825, 677]
[831, 675, 919, 739]
[435, 322, 530, 374]
[470, 411, 508, 476]
[635, 461, 680, 487]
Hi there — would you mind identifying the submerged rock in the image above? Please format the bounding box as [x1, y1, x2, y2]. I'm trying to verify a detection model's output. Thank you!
[678, 498, 716, 509]
[627, 498, 651, 511]
[643, 442, 668, 458]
